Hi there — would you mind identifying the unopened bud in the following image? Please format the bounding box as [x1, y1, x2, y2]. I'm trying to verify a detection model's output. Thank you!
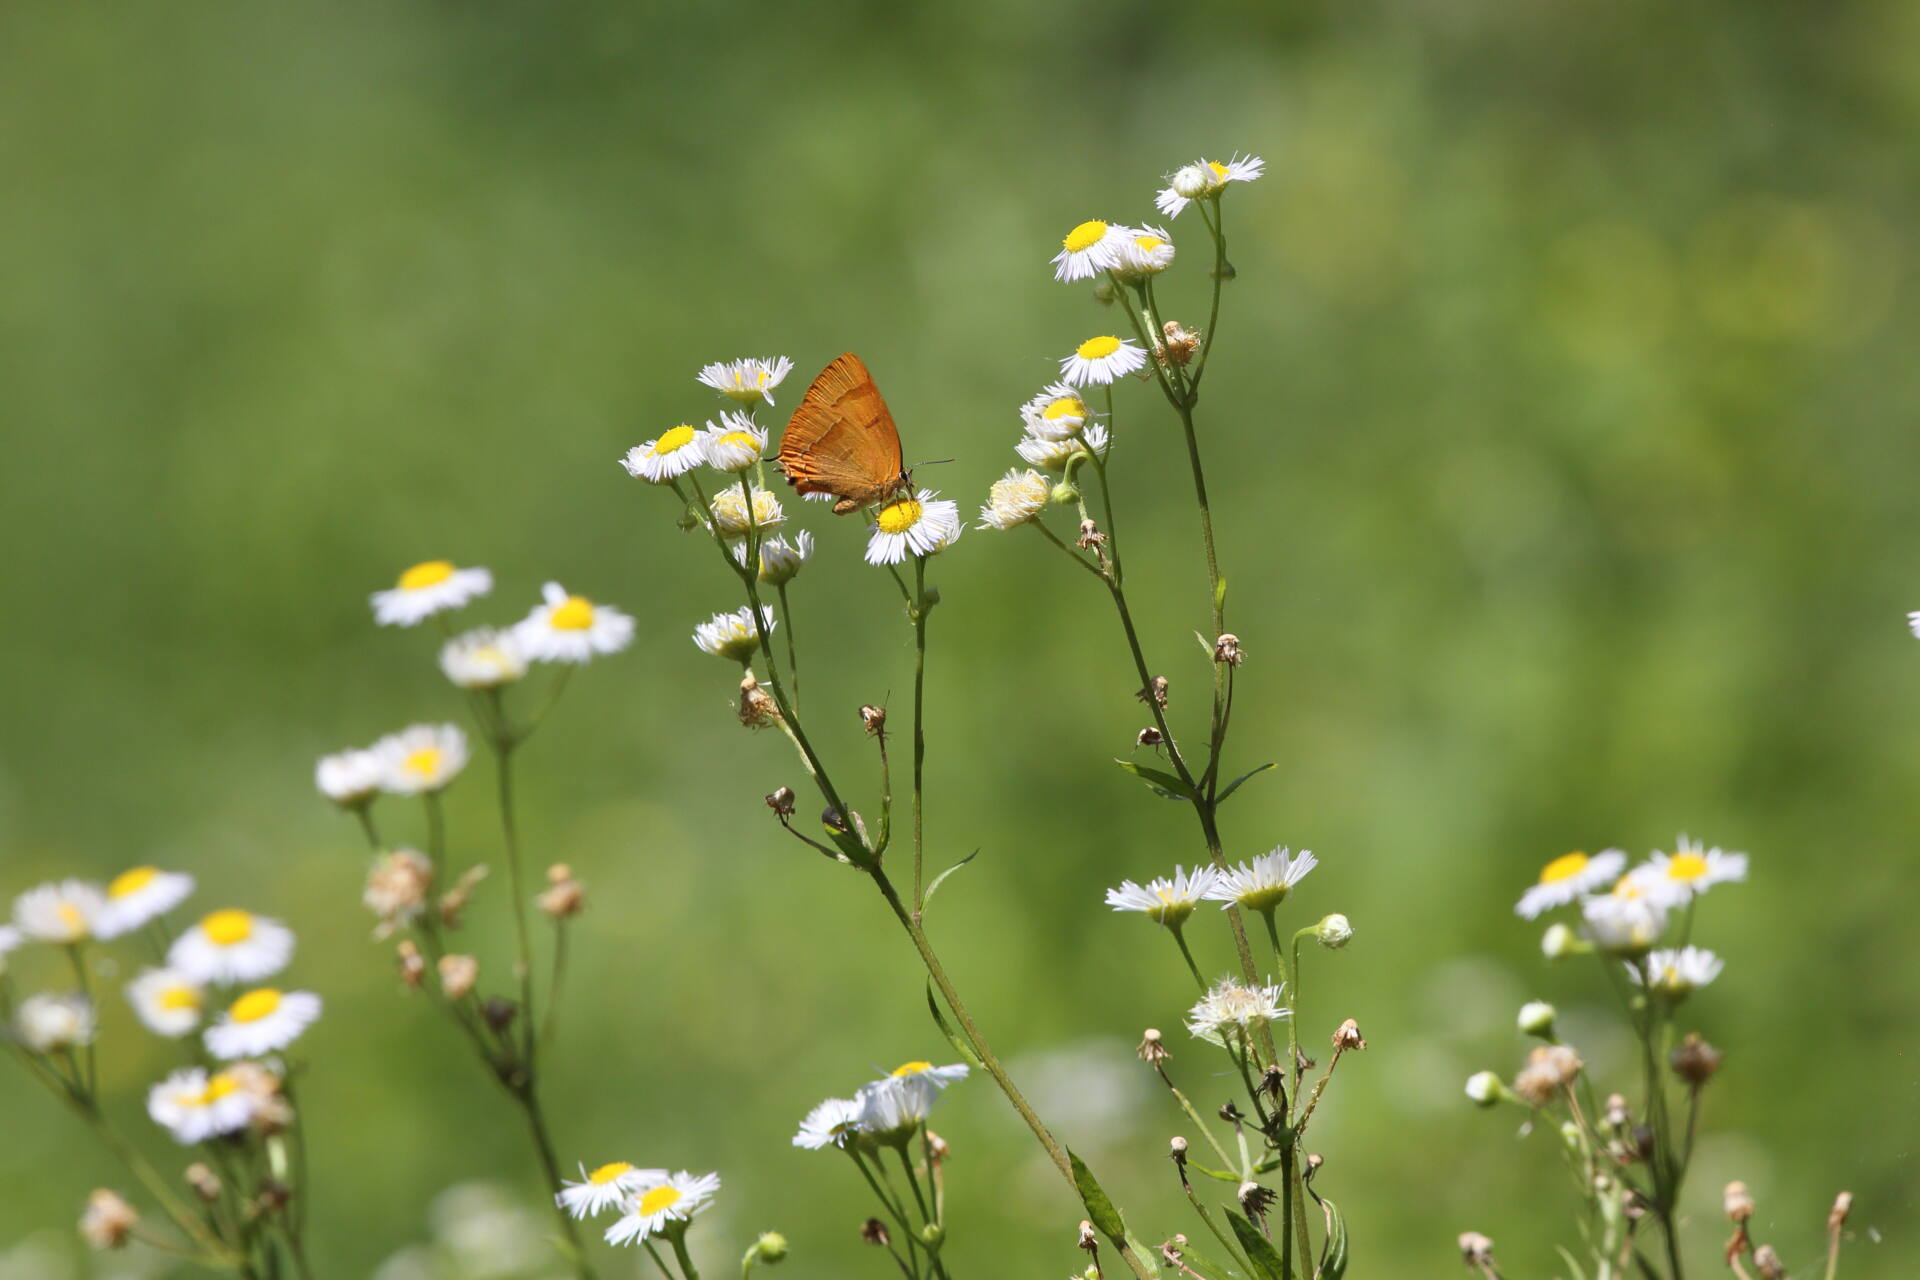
[1051, 482, 1079, 505]
[482, 997, 517, 1034]
[1212, 633, 1244, 665]
[438, 954, 478, 1000]
[1314, 913, 1353, 949]
[185, 1163, 222, 1203]
[860, 704, 888, 736]
[1458, 1232, 1495, 1265]
[1517, 1000, 1557, 1038]
[1092, 277, 1119, 305]
[1670, 1032, 1723, 1086]
[1306, 1152, 1324, 1175]
[80, 1190, 137, 1250]
[766, 787, 796, 817]
[1136, 726, 1164, 748]
[397, 940, 426, 989]
[1137, 1028, 1170, 1065]
[1604, 1093, 1630, 1129]
[539, 864, 584, 919]
[1753, 1244, 1786, 1279]
[918, 1223, 942, 1246]
[1169, 1135, 1189, 1161]
[1829, 1190, 1853, 1232]
[860, 1219, 890, 1247]
[752, 1232, 789, 1264]
[1724, 1181, 1755, 1223]
[1541, 922, 1587, 959]
[1332, 1018, 1366, 1051]
[1464, 1071, 1507, 1108]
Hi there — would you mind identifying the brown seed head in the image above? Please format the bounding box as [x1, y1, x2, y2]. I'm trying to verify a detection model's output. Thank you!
[1137, 1028, 1170, 1065]
[1077, 519, 1107, 551]
[80, 1189, 137, 1250]
[1213, 633, 1245, 666]
[1137, 676, 1170, 709]
[1724, 1181, 1755, 1223]
[1332, 1018, 1366, 1051]
[1137, 726, 1164, 748]
[1160, 321, 1202, 366]
[860, 704, 888, 736]
[860, 1218, 891, 1247]
[766, 787, 796, 817]
[1671, 1032, 1723, 1086]
[397, 939, 426, 989]
[1458, 1232, 1495, 1265]
[738, 672, 781, 729]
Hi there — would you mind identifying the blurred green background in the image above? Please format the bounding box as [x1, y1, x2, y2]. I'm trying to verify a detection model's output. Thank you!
[2, 0, 1916, 1275]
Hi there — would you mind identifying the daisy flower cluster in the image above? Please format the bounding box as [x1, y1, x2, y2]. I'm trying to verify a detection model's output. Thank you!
[1511, 834, 1748, 958]
[554, 1162, 721, 1251]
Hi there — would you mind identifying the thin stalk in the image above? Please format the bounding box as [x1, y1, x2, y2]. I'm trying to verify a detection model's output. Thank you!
[776, 582, 800, 707]
[668, 1230, 702, 1280]
[494, 745, 540, 1069]
[1170, 927, 1210, 991]
[910, 555, 929, 913]
[514, 1082, 595, 1279]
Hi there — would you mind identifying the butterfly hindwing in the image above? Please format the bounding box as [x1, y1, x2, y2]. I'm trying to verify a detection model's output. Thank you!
[777, 353, 906, 511]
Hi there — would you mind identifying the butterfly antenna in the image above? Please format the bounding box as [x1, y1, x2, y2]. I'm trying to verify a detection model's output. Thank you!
[908, 457, 956, 469]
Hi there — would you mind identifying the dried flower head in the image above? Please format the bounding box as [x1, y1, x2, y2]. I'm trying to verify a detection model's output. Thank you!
[1753, 1245, 1786, 1278]
[438, 864, 489, 929]
[1136, 726, 1164, 748]
[1212, 633, 1244, 665]
[1458, 1232, 1495, 1266]
[1137, 676, 1169, 709]
[738, 672, 781, 730]
[396, 940, 426, 989]
[438, 954, 479, 1000]
[1137, 1028, 1170, 1065]
[1830, 1190, 1853, 1232]
[925, 1131, 950, 1162]
[185, 1164, 222, 1203]
[1159, 320, 1202, 366]
[1724, 1181, 1755, 1223]
[539, 864, 585, 919]
[363, 850, 433, 932]
[1237, 1181, 1277, 1225]
[766, 787, 796, 818]
[1077, 519, 1107, 551]
[1332, 1018, 1366, 1051]
[860, 1219, 891, 1247]
[861, 704, 888, 736]
[1513, 1044, 1584, 1106]
[1670, 1032, 1724, 1086]
[1605, 1094, 1631, 1129]
[1077, 1220, 1099, 1254]
[80, 1189, 137, 1250]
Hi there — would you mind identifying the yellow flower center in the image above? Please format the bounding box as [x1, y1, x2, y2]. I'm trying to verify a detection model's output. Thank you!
[876, 498, 924, 535]
[56, 903, 85, 932]
[717, 431, 759, 453]
[653, 425, 697, 455]
[589, 1162, 635, 1185]
[403, 747, 443, 779]
[109, 866, 159, 899]
[1538, 852, 1589, 884]
[638, 1185, 684, 1216]
[159, 985, 201, 1012]
[1207, 160, 1230, 182]
[550, 596, 595, 630]
[399, 560, 455, 591]
[1611, 876, 1645, 900]
[1667, 853, 1708, 881]
[1134, 235, 1165, 251]
[1062, 220, 1109, 253]
[202, 909, 254, 946]
[202, 1074, 239, 1103]
[1042, 396, 1086, 421]
[1076, 335, 1122, 360]
[229, 988, 282, 1023]
[891, 1061, 934, 1077]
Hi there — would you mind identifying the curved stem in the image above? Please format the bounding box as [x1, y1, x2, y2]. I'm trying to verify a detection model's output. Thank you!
[910, 556, 930, 911]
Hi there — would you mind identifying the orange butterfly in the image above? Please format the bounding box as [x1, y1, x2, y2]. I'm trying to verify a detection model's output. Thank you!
[776, 353, 911, 514]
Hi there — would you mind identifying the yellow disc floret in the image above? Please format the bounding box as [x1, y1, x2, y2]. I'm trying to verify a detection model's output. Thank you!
[229, 988, 282, 1024]
[638, 1185, 684, 1217]
[1076, 335, 1122, 360]
[876, 499, 924, 535]
[549, 596, 596, 630]
[109, 866, 159, 899]
[399, 560, 455, 591]
[1538, 852, 1590, 884]
[653, 425, 697, 456]
[202, 909, 255, 946]
[1062, 220, 1109, 253]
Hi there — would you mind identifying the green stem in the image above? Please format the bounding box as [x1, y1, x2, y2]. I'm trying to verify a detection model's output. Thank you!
[494, 744, 540, 1070]
[776, 581, 800, 708]
[669, 1229, 702, 1280]
[910, 555, 929, 912]
[1170, 927, 1209, 991]
[514, 1082, 595, 1280]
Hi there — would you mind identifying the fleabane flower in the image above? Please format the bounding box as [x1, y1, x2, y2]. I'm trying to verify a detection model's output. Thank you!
[700, 413, 768, 473]
[1185, 978, 1290, 1046]
[709, 485, 787, 539]
[125, 967, 206, 1039]
[1514, 849, 1628, 920]
[94, 867, 196, 940]
[373, 723, 470, 796]
[1020, 384, 1094, 442]
[1060, 335, 1148, 387]
[605, 1172, 720, 1247]
[692, 606, 776, 664]
[864, 490, 962, 565]
[12, 880, 107, 945]
[1017, 423, 1110, 472]
[1105, 865, 1223, 930]
[1909, 610, 1920, 638]
[0, 926, 20, 974]
[793, 1097, 864, 1150]
[1629, 946, 1724, 1000]
[1051, 219, 1127, 283]
[439, 627, 529, 690]
[1628, 836, 1748, 907]
[977, 468, 1051, 530]
[1580, 891, 1668, 957]
[855, 1062, 968, 1138]
[698, 355, 794, 405]
[147, 1067, 255, 1144]
[370, 561, 493, 627]
[204, 987, 322, 1059]
[1154, 153, 1265, 219]
[14, 993, 95, 1053]
[1111, 225, 1176, 280]
[515, 582, 635, 663]
[316, 748, 385, 808]
[622, 425, 706, 483]
[744, 531, 813, 585]
[556, 1163, 663, 1220]
[1205, 847, 1317, 914]
[168, 909, 295, 985]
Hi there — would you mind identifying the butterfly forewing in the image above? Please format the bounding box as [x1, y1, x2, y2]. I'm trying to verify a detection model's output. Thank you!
[777, 353, 907, 511]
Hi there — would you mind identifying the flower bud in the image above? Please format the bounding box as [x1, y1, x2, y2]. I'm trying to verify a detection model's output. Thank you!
[1724, 1181, 1755, 1223]
[1754, 1245, 1786, 1279]
[1169, 1135, 1189, 1160]
[919, 1223, 943, 1246]
[1313, 913, 1353, 949]
[438, 954, 479, 1000]
[1464, 1071, 1507, 1108]
[1458, 1232, 1495, 1266]
[1051, 482, 1079, 505]
[1092, 277, 1119, 305]
[397, 940, 426, 989]
[1171, 165, 1211, 199]
[1541, 922, 1587, 959]
[1829, 1190, 1853, 1232]
[80, 1190, 137, 1250]
[1517, 1000, 1557, 1039]
[751, 1232, 789, 1264]
[539, 864, 584, 919]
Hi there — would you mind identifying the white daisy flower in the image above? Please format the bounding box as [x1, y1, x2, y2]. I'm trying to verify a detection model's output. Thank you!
[1104, 865, 1223, 930]
[1060, 335, 1148, 387]
[1112, 225, 1176, 280]
[853, 1064, 966, 1139]
[14, 993, 95, 1053]
[709, 484, 786, 539]
[1514, 849, 1628, 919]
[700, 413, 768, 473]
[11, 880, 106, 945]
[1185, 978, 1290, 1046]
[439, 627, 530, 690]
[1016, 423, 1110, 472]
[977, 468, 1051, 531]
[369, 561, 493, 628]
[698, 356, 794, 405]
[556, 1162, 663, 1220]
[864, 490, 962, 566]
[1580, 892, 1668, 957]
[168, 909, 295, 985]
[622, 425, 707, 483]
[515, 582, 636, 663]
[742, 530, 814, 585]
[146, 1067, 255, 1145]
[204, 987, 322, 1060]
[0, 925, 20, 974]
[373, 723, 470, 796]
[1628, 836, 1748, 907]
[125, 967, 206, 1039]
[1205, 847, 1317, 914]
[605, 1171, 720, 1247]
[1629, 946, 1724, 1000]
[1019, 383, 1094, 442]
[793, 1097, 864, 1150]
[315, 748, 385, 808]
[692, 605, 775, 663]
[93, 867, 196, 940]
[1154, 153, 1265, 219]
[1051, 219, 1127, 283]
[1909, 610, 1920, 638]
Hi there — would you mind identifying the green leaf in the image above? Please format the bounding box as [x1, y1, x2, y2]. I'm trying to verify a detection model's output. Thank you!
[1186, 1159, 1243, 1183]
[1168, 1237, 1240, 1279]
[923, 984, 981, 1069]
[922, 849, 978, 907]
[1215, 762, 1277, 805]
[1123, 1231, 1164, 1277]
[1068, 1149, 1128, 1243]
[1316, 1194, 1348, 1280]
[1553, 1245, 1589, 1280]
[1214, 574, 1228, 615]
[1114, 758, 1197, 801]
[1224, 1209, 1286, 1280]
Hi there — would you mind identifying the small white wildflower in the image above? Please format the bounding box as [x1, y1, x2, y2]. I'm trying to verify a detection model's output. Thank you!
[370, 561, 493, 627]
[865, 490, 962, 565]
[977, 468, 1051, 530]
[698, 356, 794, 405]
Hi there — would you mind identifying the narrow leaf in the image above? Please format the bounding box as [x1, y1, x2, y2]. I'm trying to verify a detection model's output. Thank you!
[1214, 574, 1228, 614]
[1186, 1159, 1243, 1183]
[1223, 1209, 1286, 1280]
[1216, 762, 1277, 805]
[1114, 758, 1197, 801]
[1123, 1231, 1164, 1277]
[1316, 1194, 1348, 1280]
[1068, 1149, 1128, 1242]
[923, 984, 982, 1069]
[922, 849, 978, 907]
[1168, 1237, 1239, 1279]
